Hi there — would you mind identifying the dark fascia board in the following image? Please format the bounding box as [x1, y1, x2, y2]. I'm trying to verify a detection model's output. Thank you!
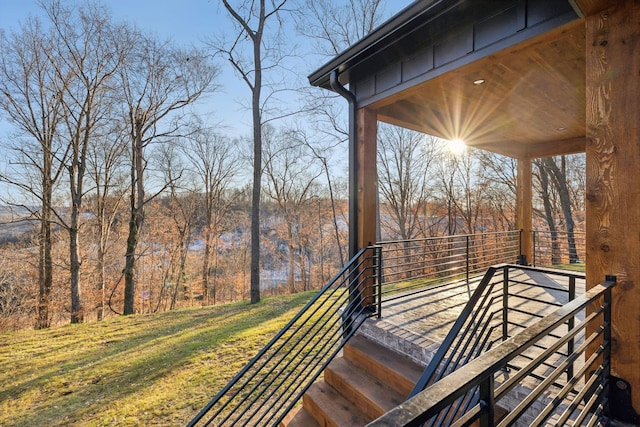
[307, 0, 455, 89]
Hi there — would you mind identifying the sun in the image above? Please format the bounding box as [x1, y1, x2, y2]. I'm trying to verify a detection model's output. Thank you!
[447, 138, 467, 155]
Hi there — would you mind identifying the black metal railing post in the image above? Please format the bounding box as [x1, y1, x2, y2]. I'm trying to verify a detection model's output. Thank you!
[603, 275, 615, 421]
[376, 245, 383, 319]
[371, 278, 615, 427]
[516, 229, 527, 265]
[532, 230, 537, 267]
[465, 235, 471, 298]
[567, 276, 576, 380]
[479, 375, 495, 427]
[502, 265, 509, 342]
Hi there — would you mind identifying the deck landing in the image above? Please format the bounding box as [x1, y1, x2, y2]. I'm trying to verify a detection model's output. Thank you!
[358, 268, 583, 366]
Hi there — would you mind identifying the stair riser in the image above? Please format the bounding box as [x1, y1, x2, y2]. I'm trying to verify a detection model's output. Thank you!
[343, 343, 416, 396]
[324, 367, 388, 419]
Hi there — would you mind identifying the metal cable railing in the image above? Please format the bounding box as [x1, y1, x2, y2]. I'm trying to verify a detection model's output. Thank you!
[377, 231, 521, 302]
[369, 274, 615, 427]
[188, 246, 382, 427]
[407, 264, 588, 426]
[532, 229, 586, 268]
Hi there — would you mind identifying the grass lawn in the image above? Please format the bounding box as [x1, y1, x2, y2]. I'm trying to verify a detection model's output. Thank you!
[0, 292, 314, 426]
[551, 262, 585, 272]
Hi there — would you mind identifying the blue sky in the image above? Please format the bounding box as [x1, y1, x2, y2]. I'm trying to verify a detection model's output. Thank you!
[0, 0, 413, 140]
[0, 0, 221, 46]
[0, 0, 263, 138]
[0, 0, 413, 200]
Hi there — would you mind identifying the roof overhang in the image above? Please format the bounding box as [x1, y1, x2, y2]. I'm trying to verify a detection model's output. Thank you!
[309, 0, 588, 159]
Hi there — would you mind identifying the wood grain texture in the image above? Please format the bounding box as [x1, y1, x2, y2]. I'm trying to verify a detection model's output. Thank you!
[571, 0, 618, 17]
[373, 20, 586, 153]
[357, 107, 378, 305]
[357, 107, 378, 249]
[585, 0, 640, 411]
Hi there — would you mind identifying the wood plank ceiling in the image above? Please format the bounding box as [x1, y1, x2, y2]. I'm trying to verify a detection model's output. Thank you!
[372, 19, 586, 159]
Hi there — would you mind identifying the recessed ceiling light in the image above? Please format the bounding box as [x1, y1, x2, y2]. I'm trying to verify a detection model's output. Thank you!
[473, 79, 485, 85]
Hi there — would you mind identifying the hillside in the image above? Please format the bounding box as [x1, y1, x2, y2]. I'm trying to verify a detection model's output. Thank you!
[0, 292, 313, 426]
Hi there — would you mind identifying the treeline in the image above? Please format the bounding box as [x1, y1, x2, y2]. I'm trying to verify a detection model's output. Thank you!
[0, 0, 586, 331]
[0, 125, 585, 331]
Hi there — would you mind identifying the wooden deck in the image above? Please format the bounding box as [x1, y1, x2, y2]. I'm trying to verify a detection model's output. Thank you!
[358, 268, 585, 367]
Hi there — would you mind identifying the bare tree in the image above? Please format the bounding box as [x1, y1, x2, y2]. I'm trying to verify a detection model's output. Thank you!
[377, 125, 438, 241]
[85, 127, 127, 320]
[534, 155, 581, 264]
[433, 151, 460, 236]
[262, 126, 321, 293]
[298, 129, 347, 267]
[0, 15, 69, 329]
[0, 253, 34, 330]
[41, 0, 127, 323]
[297, 0, 387, 57]
[476, 151, 518, 230]
[155, 143, 198, 311]
[217, 0, 291, 304]
[181, 127, 239, 305]
[542, 156, 579, 262]
[298, 0, 390, 260]
[534, 158, 561, 263]
[117, 31, 218, 315]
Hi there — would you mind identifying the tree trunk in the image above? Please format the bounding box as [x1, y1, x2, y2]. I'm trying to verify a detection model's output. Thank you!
[249, 33, 263, 305]
[323, 158, 344, 267]
[36, 153, 54, 330]
[97, 242, 106, 321]
[536, 161, 560, 264]
[36, 192, 53, 330]
[202, 223, 211, 305]
[544, 157, 578, 263]
[124, 132, 145, 315]
[287, 224, 295, 293]
[170, 238, 189, 310]
[69, 212, 83, 323]
[69, 158, 84, 323]
[123, 204, 138, 315]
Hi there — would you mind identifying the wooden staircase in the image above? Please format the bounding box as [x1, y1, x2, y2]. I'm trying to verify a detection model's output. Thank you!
[281, 334, 423, 427]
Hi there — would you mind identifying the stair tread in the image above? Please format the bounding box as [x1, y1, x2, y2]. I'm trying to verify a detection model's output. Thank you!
[280, 406, 320, 427]
[304, 381, 372, 427]
[344, 335, 423, 396]
[325, 357, 405, 418]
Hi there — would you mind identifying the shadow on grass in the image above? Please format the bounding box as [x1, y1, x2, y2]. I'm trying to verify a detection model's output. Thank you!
[1, 292, 314, 426]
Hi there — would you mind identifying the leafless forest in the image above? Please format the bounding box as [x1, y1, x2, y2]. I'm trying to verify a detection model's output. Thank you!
[0, 0, 585, 330]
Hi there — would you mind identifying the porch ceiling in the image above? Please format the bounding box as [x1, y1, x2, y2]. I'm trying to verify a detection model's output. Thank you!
[372, 19, 587, 159]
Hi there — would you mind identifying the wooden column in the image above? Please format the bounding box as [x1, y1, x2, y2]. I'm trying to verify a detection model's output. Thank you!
[585, 0, 640, 411]
[355, 107, 377, 307]
[356, 107, 378, 250]
[516, 157, 533, 265]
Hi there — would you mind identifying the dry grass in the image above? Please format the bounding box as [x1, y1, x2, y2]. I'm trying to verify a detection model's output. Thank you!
[0, 292, 313, 426]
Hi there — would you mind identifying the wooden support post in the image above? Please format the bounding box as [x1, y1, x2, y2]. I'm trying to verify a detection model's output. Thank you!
[357, 107, 378, 249]
[356, 107, 377, 307]
[585, 0, 640, 412]
[516, 157, 533, 265]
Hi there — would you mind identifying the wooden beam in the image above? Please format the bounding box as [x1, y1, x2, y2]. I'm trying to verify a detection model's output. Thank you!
[477, 142, 530, 159]
[516, 158, 533, 264]
[585, 0, 640, 412]
[470, 137, 587, 159]
[570, 0, 618, 17]
[525, 137, 587, 158]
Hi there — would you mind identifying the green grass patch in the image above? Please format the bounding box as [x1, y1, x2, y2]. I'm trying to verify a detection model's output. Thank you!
[0, 291, 315, 426]
[551, 262, 586, 272]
